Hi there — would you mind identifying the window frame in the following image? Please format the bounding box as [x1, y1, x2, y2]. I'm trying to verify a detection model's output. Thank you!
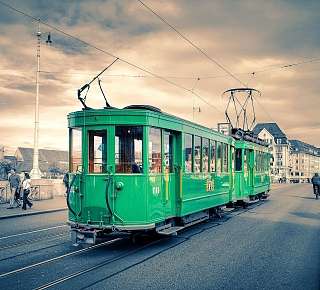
[184, 133, 193, 173]
[194, 135, 202, 173]
[163, 130, 174, 174]
[202, 138, 209, 173]
[149, 127, 162, 174]
[88, 130, 107, 174]
[216, 141, 222, 173]
[69, 128, 83, 173]
[115, 125, 144, 174]
[210, 140, 216, 172]
[222, 143, 229, 173]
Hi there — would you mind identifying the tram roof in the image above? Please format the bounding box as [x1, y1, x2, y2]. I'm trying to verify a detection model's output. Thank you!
[68, 107, 268, 149]
[68, 107, 230, 141]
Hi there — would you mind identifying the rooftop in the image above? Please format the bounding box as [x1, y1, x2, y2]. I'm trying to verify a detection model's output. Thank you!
[289, 140, 320, 156]
[253, 123, 286, 138]
[252, 122, 288, 144]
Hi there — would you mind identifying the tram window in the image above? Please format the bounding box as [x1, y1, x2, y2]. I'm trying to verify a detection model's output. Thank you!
[115, 126, 143, 174]
[149, 128, 162, 173]
[202, 138, 209, 173]
[255, 151, 257, 171]
[231, 147, 235, 172]
[216, 142, 222, 173]
[244, 149, 248, 173]
[164, 131, 173, 173]
[88, 130, 107, 173]
[184, 134, 193, 173]
[235, 148, 242, 171]
[210, 140, 216, 172]
[262, 152, 265, 172]
[258, 151, 262, 172]
[223, 143, 229, 172]
[256, 151, 260, 172]
[70, 128, 82, 172]
[194, 136, 201, 173]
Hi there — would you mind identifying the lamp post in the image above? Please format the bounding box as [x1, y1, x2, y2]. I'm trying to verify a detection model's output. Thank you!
[30, 20, 42, 179]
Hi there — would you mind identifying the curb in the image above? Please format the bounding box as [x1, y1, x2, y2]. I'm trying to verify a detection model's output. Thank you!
[0, 207, 68, 220]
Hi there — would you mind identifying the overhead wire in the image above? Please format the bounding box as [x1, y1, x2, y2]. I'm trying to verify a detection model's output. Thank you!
[137, 0, 320, 126]
[2, 0, 317, 122]
[40, 54, 320, 78]
[0, 0, 223, 114]
[136, 0, 283, 125]
[137, 0, 247, 87]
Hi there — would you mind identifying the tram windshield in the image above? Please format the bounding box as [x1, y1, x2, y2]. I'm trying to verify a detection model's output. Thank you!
[115, 126, 143, 173]
[70, 128, 82, 172]
[88, 130, 107, 173]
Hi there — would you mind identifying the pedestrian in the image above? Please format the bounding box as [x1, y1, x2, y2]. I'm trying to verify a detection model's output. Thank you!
[63, 172, 69, 195]
[7, 169, 21, 209]
[311, 173, 320, 199]
[22, 172, 33, 210]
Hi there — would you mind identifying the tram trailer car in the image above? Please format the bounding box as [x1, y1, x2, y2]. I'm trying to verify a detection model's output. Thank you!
[67, 106, 271, 244]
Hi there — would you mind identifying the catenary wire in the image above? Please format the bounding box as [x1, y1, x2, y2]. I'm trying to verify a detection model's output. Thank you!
[1, 0, 318, 81]
[0, 54, 319, 80]
[36, 56, 320, 78]
[136, 0, 320, 124]
[0, 0, 223, 114]
[137, 0, 247, 87]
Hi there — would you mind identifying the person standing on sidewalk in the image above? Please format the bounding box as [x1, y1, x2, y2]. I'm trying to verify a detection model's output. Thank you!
[311, 173, 320, 199]
[22, 172, 33, 210]
[7, 169, 21, 209]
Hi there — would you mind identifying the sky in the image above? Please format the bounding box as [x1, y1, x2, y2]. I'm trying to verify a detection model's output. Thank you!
[0, 0, 319, 150]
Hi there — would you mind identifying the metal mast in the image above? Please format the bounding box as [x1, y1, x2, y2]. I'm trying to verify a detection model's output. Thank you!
[30, 20, 41, 179]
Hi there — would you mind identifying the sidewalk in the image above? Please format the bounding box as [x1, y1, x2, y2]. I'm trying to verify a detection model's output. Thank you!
[0, 196, 67, 219]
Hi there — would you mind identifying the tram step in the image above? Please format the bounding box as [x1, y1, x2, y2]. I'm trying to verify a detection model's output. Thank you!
[156, 226, 185, 235]
[223, 207, 234, 212]
[247, 199, 260, 205]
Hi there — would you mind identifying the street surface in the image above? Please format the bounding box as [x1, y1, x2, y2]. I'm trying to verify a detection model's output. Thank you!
[0, 184, 319, 290]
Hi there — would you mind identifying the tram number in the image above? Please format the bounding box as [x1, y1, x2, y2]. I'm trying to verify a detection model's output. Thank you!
[206, 180, 214, 192]
[152, 186, 160, 197]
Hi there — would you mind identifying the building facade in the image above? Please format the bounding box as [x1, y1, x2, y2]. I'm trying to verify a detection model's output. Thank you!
[253, 123, 291, 183]
[289, 140, 320, 183]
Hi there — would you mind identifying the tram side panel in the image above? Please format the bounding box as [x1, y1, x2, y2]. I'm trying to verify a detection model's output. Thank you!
[113, 174, 148, 226]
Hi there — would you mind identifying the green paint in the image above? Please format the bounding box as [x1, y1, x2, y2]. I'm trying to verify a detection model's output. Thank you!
[67, 108, 271, 229]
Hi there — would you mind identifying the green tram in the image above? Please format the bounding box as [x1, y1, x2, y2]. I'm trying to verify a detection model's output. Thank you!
[67, 105, 271, 244]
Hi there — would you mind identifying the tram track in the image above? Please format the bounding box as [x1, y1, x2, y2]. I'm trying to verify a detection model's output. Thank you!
[0, 238, 122, 279]
[26, 200, 267, 290]
[0, 224, 69, 251]
[0, 224, 70, 264]
[0, 225, 68, 241]
[0, 238, 70, 263]
[34, 237, 166, 290]
[0, 232, 68, 251]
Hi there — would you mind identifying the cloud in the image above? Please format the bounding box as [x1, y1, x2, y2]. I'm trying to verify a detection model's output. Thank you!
[0, 0, 319, 150]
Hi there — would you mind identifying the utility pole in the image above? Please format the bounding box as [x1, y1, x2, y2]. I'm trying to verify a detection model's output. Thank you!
[30, 20, 41, 179]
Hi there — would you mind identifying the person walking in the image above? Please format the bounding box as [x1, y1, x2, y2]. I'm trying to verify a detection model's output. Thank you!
[63, 172, 69, 197]
[22, 172, 33, 210]
[7, 169, 21, 209]
[311, 173, 320, 199]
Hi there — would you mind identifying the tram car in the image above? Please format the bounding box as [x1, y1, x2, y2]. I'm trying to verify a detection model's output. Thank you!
[67, 105, 271, 244]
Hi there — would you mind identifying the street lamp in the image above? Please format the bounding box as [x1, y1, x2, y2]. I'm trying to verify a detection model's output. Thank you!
[30, 20, 51, 179]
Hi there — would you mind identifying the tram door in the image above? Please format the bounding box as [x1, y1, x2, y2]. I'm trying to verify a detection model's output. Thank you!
[162, 130, 179, 218]
[244, 149, 254, 194]
[230, 146, 236, 201]
[247, 149, 254, 193]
